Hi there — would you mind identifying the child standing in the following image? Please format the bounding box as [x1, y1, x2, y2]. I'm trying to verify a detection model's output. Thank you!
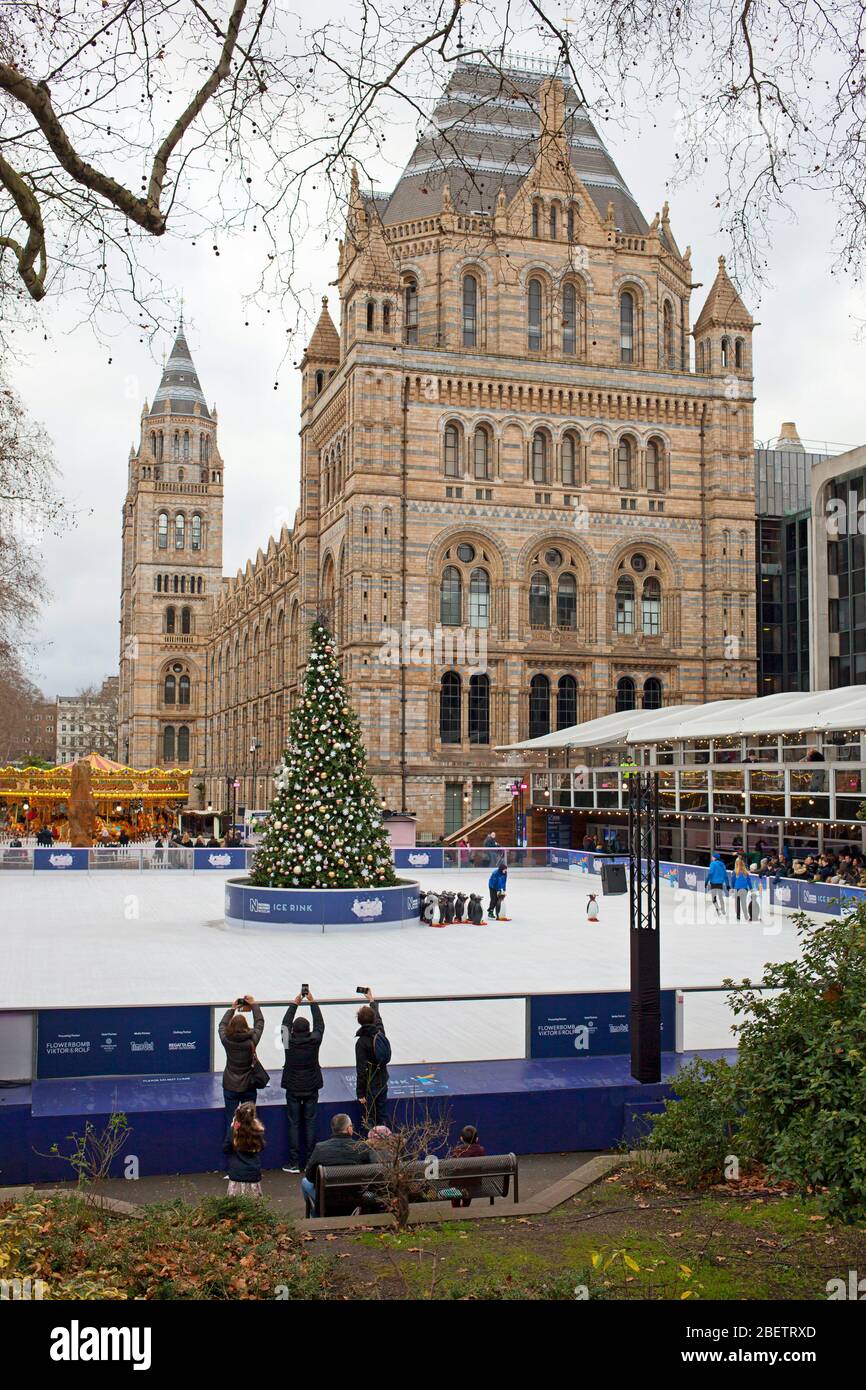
[223, 1101, 265, 1198]
[586, 893, 600, 922]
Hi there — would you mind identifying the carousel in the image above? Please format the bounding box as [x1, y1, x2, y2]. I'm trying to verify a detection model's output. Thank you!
[0, 754, 192, 843]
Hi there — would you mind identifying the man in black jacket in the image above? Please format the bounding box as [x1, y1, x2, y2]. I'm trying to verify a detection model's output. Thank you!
[301, 1114, 372, 1216]
[355, 988, 389, 1131]
[281, 989, 325, 1174]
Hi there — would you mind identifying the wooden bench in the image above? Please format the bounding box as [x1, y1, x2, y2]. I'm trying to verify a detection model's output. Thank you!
[306, 1152, 519, 1218]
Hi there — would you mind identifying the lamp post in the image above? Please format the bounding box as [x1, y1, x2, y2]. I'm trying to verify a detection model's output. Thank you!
[249, 739, 261, 811]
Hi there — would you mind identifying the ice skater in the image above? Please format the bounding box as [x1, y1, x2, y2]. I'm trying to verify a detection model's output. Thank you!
[705, 852, 730, 918]
[487, 861, 507, 920]
[586, 893, 599, 922]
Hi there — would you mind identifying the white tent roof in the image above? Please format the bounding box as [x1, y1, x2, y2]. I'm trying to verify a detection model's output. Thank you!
[497, 687, 866, 752]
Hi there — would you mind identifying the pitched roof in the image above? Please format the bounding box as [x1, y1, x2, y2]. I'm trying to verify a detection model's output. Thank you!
[149, 322, 211, 418]
[377, 59, 648, 234]
[694, 256, 753, 334]
[304, 296, 341, 361]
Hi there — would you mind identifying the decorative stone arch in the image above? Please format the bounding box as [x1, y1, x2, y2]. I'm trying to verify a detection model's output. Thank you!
[516, 529, 598, 586]
[427, 525, 510, 584]
[603, 535, 684, 591]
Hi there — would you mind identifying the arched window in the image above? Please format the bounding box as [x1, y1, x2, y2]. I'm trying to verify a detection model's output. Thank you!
[165, 606, 176, 634]
[183, 431, 190, 460]
[620, 290, 635, 363]
[180, 607, 191, 635]
[663, 300, 674, 369]
[473, 427, 490, 480]
[440, 566, 462, 626]
[174, 513, 185, 549]
[314, 370, 324, 396]
[531, 430, 549, 483]
[615, 677, 636, 712]
[557, 573, 577, 629]
[157, 512, 169, 549]
[562, 282, 579, 355]
[366, 300, 375, 332]
[403, 279, 418, 345]
[178, 675, 191, 706]
[646, 439, 662, 492]
[179, 576, 186, 594]
[557, 674, 577, 730]
[462, 275, 478, 348]
[562, 432, 578, 487]
[529, 570, 550, 627]
[615, 576, 635, 634]
[173, 431, 180, 459]
[529, 674, 551, 738]
[191, 514, 202, 551]
[643, 677, 663, 709]
[469, 568, 490, 628]
[164, 675, 176, 705]
[382, 302, 391, 334]
[155, 575, 162, 593]
[531, 201, 541, 238]
[439, 672, 462, 743]
[549, 203, 558, 239]
[163, 725, 176, 761]
[617, 437, 634, 490]
[469, 673, 490, 745]
[177, 726, 190, 761]
[527, 277, 543, 351]
[734, 338, 744, 368]
[444, 423, 461, 477]
[641, 577, 662, 635]
[721, 337, 730, 367]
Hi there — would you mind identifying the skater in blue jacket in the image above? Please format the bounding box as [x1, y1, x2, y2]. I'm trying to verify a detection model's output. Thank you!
[487, 862, 507, 920]
[705, 852, 730, 918]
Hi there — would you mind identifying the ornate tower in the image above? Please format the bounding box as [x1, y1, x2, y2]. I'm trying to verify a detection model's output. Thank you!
[117, 322, 225, 781]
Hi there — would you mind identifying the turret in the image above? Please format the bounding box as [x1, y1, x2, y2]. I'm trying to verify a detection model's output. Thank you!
[693, 255, 754, 378]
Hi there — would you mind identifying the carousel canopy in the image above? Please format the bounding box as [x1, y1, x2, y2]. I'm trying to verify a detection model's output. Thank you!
[0, 753, 192, 801]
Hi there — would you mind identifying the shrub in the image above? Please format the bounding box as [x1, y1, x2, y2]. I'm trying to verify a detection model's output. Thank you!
[647, 1056, 746, 1186]
[648, 905, 866, 1221]
[730, 906, 866, 1222]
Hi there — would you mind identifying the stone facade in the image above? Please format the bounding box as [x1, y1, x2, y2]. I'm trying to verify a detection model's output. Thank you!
[121, 59, 759, 837]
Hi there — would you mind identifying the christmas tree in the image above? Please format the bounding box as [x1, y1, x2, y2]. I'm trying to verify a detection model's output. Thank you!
[250, 620, 398, 889]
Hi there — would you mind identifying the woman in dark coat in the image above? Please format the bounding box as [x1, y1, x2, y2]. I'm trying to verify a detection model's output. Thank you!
[218, 995, 265, 1133]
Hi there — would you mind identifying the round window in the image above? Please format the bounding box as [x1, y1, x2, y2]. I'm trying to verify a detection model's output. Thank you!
[172, 663, 184, 673]
[456, 543, 476, 564]
[631, 553, 647, 573]
[544, 548, 563, 568]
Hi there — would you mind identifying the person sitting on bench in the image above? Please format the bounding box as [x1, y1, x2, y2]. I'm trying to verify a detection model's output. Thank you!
[301, 1113, 373, 1217]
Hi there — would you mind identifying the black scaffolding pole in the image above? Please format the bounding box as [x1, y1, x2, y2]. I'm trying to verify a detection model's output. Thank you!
[628, 770, 661, 1083]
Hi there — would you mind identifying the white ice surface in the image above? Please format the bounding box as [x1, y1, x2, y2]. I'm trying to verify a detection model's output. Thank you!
[0, 868, 804, 1067]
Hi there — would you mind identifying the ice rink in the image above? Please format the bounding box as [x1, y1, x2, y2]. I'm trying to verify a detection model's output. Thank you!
[0, 867, 804, 1068]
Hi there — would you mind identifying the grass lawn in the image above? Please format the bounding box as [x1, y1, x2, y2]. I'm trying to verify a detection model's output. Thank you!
[3, 1163, 864, 1300]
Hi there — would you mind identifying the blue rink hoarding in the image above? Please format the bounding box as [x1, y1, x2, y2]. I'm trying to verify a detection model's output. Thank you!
[36, 1005, 212, 1079]
[224, 878, 421, 929]
[528, 990, 677, 1059]
[33, 848, 89, 870]
[192, 847, 248, 871]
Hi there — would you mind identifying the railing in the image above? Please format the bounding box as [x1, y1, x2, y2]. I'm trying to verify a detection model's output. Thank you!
[5, 985, 762, 1082]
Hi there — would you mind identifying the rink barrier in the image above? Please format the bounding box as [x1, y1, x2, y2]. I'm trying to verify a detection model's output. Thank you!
[0, 985, 776, 1084]
[3, 841, 862, 918]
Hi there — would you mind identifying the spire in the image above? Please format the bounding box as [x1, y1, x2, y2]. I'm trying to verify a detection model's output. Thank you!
[694, 255, 753, 334]
[149, 320, 211, 418]
[303, 296, 340, 362]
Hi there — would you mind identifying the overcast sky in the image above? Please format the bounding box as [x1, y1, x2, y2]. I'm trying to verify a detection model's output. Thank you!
[13, 61, 866, 699]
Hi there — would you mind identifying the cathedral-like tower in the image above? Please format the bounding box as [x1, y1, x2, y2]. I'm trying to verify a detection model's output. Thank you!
[117, 323, 225, 778]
